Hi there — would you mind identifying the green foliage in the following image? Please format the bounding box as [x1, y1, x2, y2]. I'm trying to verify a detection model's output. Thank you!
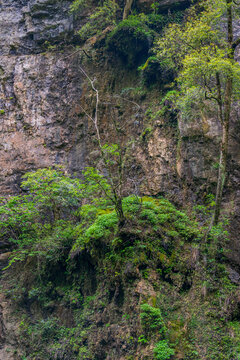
[229, 322, 240, 358]
[19, 314, 92, 360]
[82, 167, 112, 205]
[0, 194, 39, 245]
[155, 90, 179, 120]
[154, 0, 240, 115]
[82, 165, 125, 224]
[140, 303, 175, 359]
[140, 208, 158, 225]
[1, 167, 232, 359]
[0, 168, 83, 272]
[139, 55, 175, 87]
[77, 0, 119, 41]
[138, 334, 148, 344]
[69, 0, 88, 13]
[82, 212, 117, 245]
[140, 126, 153, 141]
[106, 14, 154, 67]
[145, 13, 167, 32]
[154, 340, 175, 360]
[69, 195, 202, 282]
[21, 167, 83, 210]
[72, 209, 118, 256]
[26, 317, 61, 342]
[140, 304, 166, 334]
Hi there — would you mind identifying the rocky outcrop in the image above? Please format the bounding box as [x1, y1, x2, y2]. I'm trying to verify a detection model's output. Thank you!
[0, 53, 87, 193]
[0, 0, 74, 56]
[0, 0, 88, 194]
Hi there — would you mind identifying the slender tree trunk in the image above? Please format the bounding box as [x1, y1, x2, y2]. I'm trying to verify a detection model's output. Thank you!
[213, 118, 229, 225]
[212, 0, 233, 225]
[115, 196, 125, 227]
[123, 0, 134, 19]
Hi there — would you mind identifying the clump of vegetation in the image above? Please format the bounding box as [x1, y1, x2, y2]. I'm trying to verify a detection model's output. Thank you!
[153, 340, 175, 360]
[0, 168, 237, 359]
[140, 303, 166, 334]
[77, 0, 119, 42]
[106, 14, 154, 67]
[0, 169, 200, 277]
[138, 56, 175, 87]
[140, 304, 174, 359]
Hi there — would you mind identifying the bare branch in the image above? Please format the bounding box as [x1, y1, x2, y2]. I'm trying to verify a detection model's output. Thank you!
[60, 48, 91, 60]
[76, 65, 101, 147]
[113, 95, 141, 111]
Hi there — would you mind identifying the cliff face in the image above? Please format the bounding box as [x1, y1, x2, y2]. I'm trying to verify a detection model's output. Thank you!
[0, 0, 87, 194]
[0, 0, 240, 254]
[0, 1, 240, 358]
[0, 0, 74, 56]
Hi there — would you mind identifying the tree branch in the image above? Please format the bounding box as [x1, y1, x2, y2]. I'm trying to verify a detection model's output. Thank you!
[232, 37, 240, 51]
[77, 65, 101, 148]
[204, 92, 220, 104]
[61, 48, 91, 60]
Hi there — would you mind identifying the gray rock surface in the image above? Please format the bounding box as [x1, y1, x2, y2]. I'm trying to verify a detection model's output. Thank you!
[0, 53, 87, 193]
[0, 0, 74, 55]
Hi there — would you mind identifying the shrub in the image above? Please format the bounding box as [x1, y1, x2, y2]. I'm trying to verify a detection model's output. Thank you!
[21, 167, 84, 223]
[146, 13, 167, 33]
[140, 304, 166, 334]
[154, 340, 175, 360]
[106, 15, 154, 67]
[71, 211, 118, 256]
[77, 0, 118, 41]
[139, 56, 175, 87]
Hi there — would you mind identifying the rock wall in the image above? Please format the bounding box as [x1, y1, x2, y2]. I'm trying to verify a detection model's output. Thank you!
[0, 0, 88, 193]
[0, 0, 74, 56]
[0, 0, 240, 253]
[0, 1, 240, 356]
[0, 53, 87, 193]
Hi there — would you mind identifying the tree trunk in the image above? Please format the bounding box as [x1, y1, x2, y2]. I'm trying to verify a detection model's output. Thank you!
[213, 119, 229, 225]
[115, 197, 125, 227]
[212, 0, 233, 225]
[213, 72, 232, 225]
[123, 0, 134, 20]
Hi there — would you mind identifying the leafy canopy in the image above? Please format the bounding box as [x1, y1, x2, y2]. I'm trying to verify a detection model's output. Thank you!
[0, 168, 84, 246]
[155, 0, 240, 111]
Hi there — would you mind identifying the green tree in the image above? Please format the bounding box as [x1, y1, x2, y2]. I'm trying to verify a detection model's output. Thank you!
[0, 168, 84, 245]
[83, 143, 127, 226]
[75, 61, 141, 226]
[155, 0, 240, 227]
[21, 167, 84, 223]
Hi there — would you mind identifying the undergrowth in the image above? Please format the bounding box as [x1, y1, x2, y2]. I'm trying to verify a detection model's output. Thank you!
[0, 169, 239, 359]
